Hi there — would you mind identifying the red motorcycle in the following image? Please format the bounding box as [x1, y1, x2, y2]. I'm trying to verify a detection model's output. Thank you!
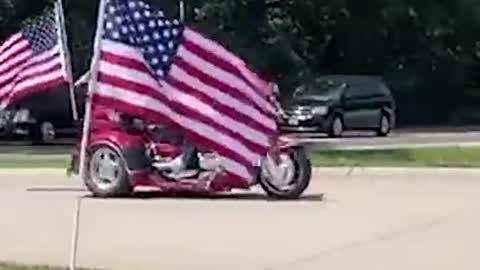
[68, 107, 311, 199]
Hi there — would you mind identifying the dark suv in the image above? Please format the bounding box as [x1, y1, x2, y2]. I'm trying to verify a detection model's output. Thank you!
[280, 75, 396, 137]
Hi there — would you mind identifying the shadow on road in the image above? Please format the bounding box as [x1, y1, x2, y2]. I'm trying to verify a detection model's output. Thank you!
[90, 192, 325, 202]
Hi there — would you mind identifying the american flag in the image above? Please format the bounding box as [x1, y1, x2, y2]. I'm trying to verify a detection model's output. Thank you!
[91, 0, 278, 183]
[0, 7, 67, 108]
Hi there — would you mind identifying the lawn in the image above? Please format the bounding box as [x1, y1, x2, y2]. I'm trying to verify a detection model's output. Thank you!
[0, 262, 98, 270]
[310, 146, 480, 167]
[1, 146, 480, 168]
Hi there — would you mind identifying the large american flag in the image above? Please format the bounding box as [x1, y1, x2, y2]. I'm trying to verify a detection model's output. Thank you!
[0, 8, 67, 108]
[91, 0, 278, 183]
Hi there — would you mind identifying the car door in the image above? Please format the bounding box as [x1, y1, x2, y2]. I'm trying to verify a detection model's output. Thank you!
[343, 83, 382, 129]
[342, 85, 366, 129]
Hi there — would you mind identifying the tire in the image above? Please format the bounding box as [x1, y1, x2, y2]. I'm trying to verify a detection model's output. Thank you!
[84, 144, 132, 198]
[258, 147, 312, 200]
[377, 113, 391, 137]
[328, 115, 344, 137]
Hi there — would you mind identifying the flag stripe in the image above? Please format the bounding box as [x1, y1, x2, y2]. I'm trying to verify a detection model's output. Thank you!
[98, 43, 270, 154]
[0, 49, 32, 76]
[97, 70, 264, 163]
[184, 28, 272, 97]
[169, 64, 277, 132]
[0, 45, 62, 101]
[0, 33, 23, 54]
[3, 75, 65, 106]
[173, 56, 276, 123]
[0, 39, 30, 64]
[177, 46, 275, 117]
[182, 37, 272, 102]
[92, 90, 253, 180]
[166, 72, 275, 136]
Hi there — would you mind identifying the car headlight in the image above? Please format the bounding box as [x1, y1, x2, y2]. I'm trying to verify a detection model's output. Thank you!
[311, 106, 329, 115]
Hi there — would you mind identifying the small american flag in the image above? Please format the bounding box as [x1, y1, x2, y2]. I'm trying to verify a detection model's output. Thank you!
[0, 7, 67, 108]
[91, 0, 278, 183]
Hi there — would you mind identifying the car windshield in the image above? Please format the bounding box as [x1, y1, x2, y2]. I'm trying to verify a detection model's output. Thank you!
[294, 79, 344, 99]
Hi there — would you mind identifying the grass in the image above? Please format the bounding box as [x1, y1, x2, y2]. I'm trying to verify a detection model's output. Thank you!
[2, 146, 480, 169]
[0, 262, 99, 270]
[310, 146, 480, 167]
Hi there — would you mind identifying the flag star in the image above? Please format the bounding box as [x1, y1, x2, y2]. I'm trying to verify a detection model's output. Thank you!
[144, 10, 151, 17]
[129, 25, 137, 32]
[149, 20, 156, 28]
[128, 1, 136, 8]
[151, 58, 159, 65]
[157, 19, 164, 27]
[172, 28, 179, 36]
[163, 29, 170, 38]
[148, 46, 155, 53]
[157, 69, 164, 77]
[115, 16, 122, 24]
[106, 21, 114, 29]
[112, 31, 120, 39]
[138, 23, 145, 31]
[134, 11, 141, 20]
[165, 20, 171, 26]
[168, 41, 174, 49]
[143, 35, 150, 42]
[173, 19, 180, 25]
[121, 26, 128, 34]
[158, 44, 165, 51]
[108, 6, 116, 14]
[157, 11, 164, 17]
[162, 55, 169, 62]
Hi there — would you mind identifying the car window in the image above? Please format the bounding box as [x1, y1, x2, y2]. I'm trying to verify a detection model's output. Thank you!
[345, 81, 386, 98]
[294, 79, 344, 98]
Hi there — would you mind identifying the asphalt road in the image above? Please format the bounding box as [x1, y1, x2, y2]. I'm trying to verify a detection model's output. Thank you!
[1, 168, 479, 270]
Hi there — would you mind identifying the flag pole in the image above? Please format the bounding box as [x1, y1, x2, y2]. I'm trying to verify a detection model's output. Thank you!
[54, 0, 78, 121]
[179, 0, 185, 22]
[78, 0, 107, 181]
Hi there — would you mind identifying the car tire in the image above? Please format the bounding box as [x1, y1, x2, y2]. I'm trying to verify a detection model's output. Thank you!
[328, 115, 344, 137]
[377, 114, 391, 137]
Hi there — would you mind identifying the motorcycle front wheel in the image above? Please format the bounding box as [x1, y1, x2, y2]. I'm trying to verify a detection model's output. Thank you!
[258, 146, 312, 200]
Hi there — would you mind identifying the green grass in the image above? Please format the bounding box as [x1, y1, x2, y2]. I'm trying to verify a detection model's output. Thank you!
[0, 262, 99, 270]
[311, 146, 480, 167]
[2, 146, 480, 169]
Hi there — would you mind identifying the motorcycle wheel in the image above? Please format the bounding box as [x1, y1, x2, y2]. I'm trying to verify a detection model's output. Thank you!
[258, 146, 312, 200]
[84, 144, 132, 198]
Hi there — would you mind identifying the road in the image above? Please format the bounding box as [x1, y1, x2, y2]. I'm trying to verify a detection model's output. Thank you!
[0, 168, 479, 270]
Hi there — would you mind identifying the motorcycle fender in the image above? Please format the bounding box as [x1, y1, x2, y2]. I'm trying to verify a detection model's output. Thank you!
[276, 136, 303, 149]
[89, 131, 151, 172]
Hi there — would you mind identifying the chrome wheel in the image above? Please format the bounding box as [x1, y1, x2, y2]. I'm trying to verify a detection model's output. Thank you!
[259, 147, 311, 200]
[89, 147, 124, 191]
[261, 152, 296, 191]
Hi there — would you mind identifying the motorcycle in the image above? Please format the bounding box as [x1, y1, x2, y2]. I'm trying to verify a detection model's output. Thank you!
[67, 107, 312, 199]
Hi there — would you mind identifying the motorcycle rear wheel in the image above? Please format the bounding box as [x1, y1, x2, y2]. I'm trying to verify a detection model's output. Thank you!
[258, 147, 312, 200]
